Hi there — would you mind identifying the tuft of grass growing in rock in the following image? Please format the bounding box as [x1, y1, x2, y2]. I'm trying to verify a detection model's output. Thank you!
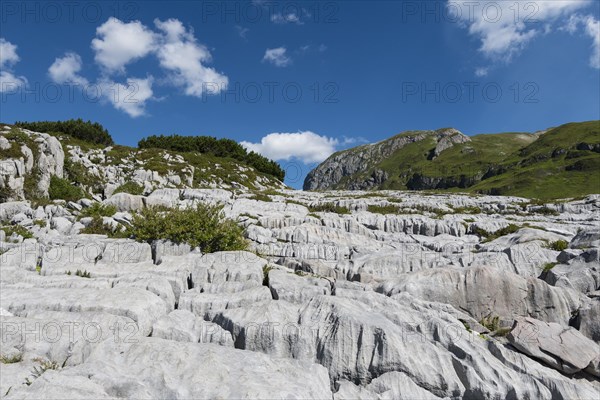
[128, 204, 248, 253]
[262, 265, 273, 286]
[542, 262, 558, 272]
[473, 224, 520, 243]
[548, 239, 568, 252]
[453, 206, 482, 214]
[367, 204, 401, 215]
[1, 225, 33, 240]
[113, 182, 144, 196]
[249, 193, 272, 202]
[479, 315, 500, 332]
[66, 270, 91, 278]
[0, 354, 22, 364]
[308, 203, 350, 215]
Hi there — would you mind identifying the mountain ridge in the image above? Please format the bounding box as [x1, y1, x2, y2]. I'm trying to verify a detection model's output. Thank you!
[304, 120, 600, 199]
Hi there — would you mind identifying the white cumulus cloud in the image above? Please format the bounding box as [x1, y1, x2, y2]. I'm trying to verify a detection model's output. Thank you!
[0, 38, 27, 92]
[0, 38, 20, 67]
[450, 0, 591, 62]
[241, 131, 339, 164]
[271, 12, 303, 25]
[154, 18, 228, 96]
[48, 52, 88, 85]
[98, 77, 154, 118]
[584, 16, 600, 69]
[263, 47, 291, 67]
[91, 17, 157, 73]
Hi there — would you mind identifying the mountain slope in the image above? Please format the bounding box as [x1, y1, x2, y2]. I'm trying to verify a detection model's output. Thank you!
[304, 121, 600, 199]
[0, 124, 285, 202]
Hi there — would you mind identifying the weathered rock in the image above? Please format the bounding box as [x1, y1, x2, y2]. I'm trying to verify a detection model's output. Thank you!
[508, 317, 600, 376]
[5, 338, 333, 399]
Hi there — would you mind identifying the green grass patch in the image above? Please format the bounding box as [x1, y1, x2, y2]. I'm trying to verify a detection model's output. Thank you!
[548, 240, 568, 252]
[49, 176, 85, 202]
[113, 182, 144, 196]
[1, 225, 33, 240]
[79, 203, 117, 219]
[308, 203, 351, 214]
[367, 204, 401, 214]
[473, 224, 520, 243]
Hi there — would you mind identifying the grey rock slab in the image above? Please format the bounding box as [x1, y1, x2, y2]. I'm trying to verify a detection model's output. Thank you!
[178, 286, 273, 319]
[508, 316, 600, 375]
[0, 287, 166, 336]
[151, 310, 233, 346]
[268, 269, 331, 304]
[19, 338, 334, 399]
[376, 266, 586, 326]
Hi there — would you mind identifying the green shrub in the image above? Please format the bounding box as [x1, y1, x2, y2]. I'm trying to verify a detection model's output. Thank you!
[249, 194, 272, 202]
[473, 224, 520, 242]
[79, 215, 123, 238]
[548, 240, 568, 251]
[64, 159, 102, 191]
[1, 225, 33, 240]
[0, 184, 15, 202]
[308, 203, 350, 214]
[138, 134, 285, 181]
[128, 204, 247, 253]
[113, 182, 144, 195]
[48, 176, 85, 202]
[367, 204, 400, 215]
[80, 203, 117, 219]
[15, 119, 113, 146]
[533, 206, 559, 216]
[33, 220, 47, 228]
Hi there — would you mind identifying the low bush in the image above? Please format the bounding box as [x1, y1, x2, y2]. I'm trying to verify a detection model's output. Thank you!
[367, 204, 400, 215]
[249, 193, 272, 202]
[138, 134, 285, 180]
[15, 119, 113, 146]
[308, 203, 350, 214]
[79, 203, 117, 219]
[48, 176, 85, 202]
[113, 182, 144, 195]
[1, 225, 33, 240]
[473, 224, 520, 242]
[128, 204, 247, 253]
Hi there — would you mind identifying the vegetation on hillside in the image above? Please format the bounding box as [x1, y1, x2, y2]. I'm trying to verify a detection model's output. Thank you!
[317, 121, 600, 199]
[138, 134, 285, 181]
[15, 119, 114, 146]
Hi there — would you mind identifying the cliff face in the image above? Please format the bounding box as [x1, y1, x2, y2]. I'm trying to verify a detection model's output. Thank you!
[303, 128, 470, 190]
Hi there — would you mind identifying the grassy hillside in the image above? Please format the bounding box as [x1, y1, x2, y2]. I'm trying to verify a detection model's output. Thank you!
[319, 121, 600, 199]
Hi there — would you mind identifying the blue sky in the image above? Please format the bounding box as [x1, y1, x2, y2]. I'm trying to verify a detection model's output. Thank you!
[1, 0, 599, 188]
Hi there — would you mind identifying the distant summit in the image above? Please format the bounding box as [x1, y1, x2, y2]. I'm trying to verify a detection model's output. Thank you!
[304, 121, 600, 199]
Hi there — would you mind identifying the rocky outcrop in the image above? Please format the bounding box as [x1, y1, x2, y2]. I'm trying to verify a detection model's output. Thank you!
[508, 317, 600, 376]
[304, 128, 470, 190]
